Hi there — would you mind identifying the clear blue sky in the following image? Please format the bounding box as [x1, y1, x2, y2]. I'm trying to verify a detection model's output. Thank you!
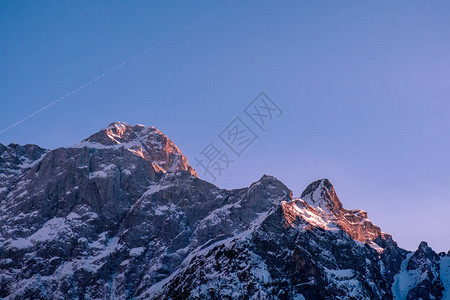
[1, 1, 449, 252]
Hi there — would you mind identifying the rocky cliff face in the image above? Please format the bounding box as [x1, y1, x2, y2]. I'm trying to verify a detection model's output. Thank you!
[0, 122, 447, 299]
[0, 143, 47, 200]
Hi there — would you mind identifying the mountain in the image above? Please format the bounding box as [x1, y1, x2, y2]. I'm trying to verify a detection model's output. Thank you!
[0, 122, 448, 300]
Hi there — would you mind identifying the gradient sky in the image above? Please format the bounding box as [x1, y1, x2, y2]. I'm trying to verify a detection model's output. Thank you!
[1, 1, 449, 252]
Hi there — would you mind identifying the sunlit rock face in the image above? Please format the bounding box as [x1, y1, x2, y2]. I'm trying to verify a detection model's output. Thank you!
[300, 179, 384, 245]
[0, 122, 446, 299]
[80, 122, 197, 177]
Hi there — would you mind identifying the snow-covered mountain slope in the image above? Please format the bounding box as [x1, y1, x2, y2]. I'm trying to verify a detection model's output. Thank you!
[0, 122, 447, 300]
[149, 180, 409, 299]
[392, 242, 444, 299]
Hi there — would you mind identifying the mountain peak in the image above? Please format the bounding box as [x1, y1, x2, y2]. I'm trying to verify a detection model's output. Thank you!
[255, 174, 293, 199]
[84, 122, 160, 146]
[73, 122, 197, 177]
[418, 241, 429, 250]
[415, 241, 437, 257]
[300, 178, 343, 212]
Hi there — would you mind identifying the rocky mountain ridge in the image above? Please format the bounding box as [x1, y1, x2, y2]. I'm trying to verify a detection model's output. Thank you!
[0, 122, 448, 299]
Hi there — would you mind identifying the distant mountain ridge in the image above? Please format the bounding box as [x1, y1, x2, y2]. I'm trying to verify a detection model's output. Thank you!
[0, 122, 448, 299]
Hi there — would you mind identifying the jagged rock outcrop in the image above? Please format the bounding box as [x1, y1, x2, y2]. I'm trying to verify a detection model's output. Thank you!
[406, 242, 443, 299]
[0, 122, 447, 300]
[301, 179, 386, 246]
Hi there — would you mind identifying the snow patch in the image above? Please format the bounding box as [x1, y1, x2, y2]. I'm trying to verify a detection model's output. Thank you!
[129, 247, 145, 256]
[368, 241, 385, 254]
[29, 217, 68, 242]
[392, 253, 416, 299]
[441, 256, 450, 300]
[8, 238, 33, 249]
[89, 163, 116, 179]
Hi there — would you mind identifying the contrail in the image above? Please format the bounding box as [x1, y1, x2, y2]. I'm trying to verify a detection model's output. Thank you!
[0, 62, 127, 134]
[0, 1, 234, 135]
